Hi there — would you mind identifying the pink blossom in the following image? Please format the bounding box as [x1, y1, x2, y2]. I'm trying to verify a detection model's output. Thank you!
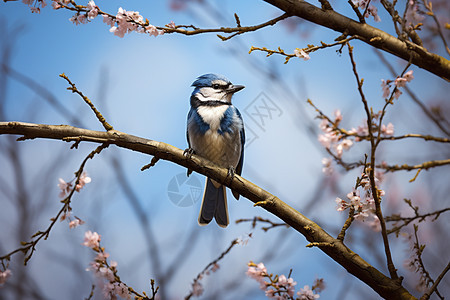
[403, 70, 414, 82]
[347, 189, 361, 207]
[22, 0, 33, 4]
[381, 79, 390, 98]
[294, 48, 310, 61]
[192, 281, 204, 296]
[405, 3, 424, 25]
[95, 251, 110, 263]
[394, 88, 402, 99]
[87, 0, 99, 19]
[366, 5, 381, 22]
[30, 7, 40, 13]
[313, 278, 326, 292]
[368, 215, 381, 232]
[246, 262, 267, 280]
[335, 197, 348, 211]
[83, 230, 101, 249]
[0, 269, 12, 285]
[321, 157, 333, 176]
[278, 274, 297, 297]
[75, 172, 91, 192]
[246, 262, 268, 290]
[335, 139, 353, 158]
[381, 122, 394, 136]
[352, 0, 369, 9]
[69, 218, 85, 228]
[237, 233, 252, 246]
[58, 178, 72, 197]
[60, 211, 71, 221]
[394, 77, 407, 88]
[145, 25, 162, 37]
[113, 282, 131, 300]
[52, 1, 61, 9]
[265, 289, 276, 298]
[100, 266, 115, 281]
[298, 285, 320, 300]
[102, 14, 115, 27]
[166, 21, 176, 29]
[334, 109, 342, 123]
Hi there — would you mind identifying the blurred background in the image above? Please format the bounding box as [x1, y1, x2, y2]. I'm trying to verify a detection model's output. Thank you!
[0, 0, 449, 299]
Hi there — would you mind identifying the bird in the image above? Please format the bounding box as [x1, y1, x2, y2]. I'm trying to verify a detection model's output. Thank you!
[186, 74, 245, 228]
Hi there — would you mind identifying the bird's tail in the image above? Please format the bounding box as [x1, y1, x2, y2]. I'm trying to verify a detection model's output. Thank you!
[198, 178, 229, 228]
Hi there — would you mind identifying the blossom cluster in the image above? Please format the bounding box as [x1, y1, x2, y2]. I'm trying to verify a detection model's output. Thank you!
[57, 172, 90, 227]
[246, 262, 323, 299]
[335, 170, 384, 231]
[381, 70, 414, 99]
[294, 48, 311, 61]
[58, 171, 91, 198]
[402, 232, 429, 292]
[318, 108, 395, 175]
[83, 231, 132, 300]
[347, 110, 395, 140]
[22, 0, 168, 38]
[22, 0, 46, 13]
[103, 7, 164, 38]
[189, 262, 221, 297]
[405, 0, 425, 27]
[0, 269, 12, 285]
[318, 110, 352, 159]
[352, 0, 381, 22]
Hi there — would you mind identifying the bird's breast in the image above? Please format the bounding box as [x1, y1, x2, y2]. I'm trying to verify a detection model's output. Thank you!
[188, 106, 242, 168]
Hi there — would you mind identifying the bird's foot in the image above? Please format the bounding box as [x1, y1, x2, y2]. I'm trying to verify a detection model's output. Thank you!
[184, 148, 195, 177]
[227, 166, 236, 179]
[183, 148, 195, 158]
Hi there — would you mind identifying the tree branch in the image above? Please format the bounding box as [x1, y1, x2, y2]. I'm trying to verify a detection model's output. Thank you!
[0, 121, 416, 299]
[262, 0, 450, 80]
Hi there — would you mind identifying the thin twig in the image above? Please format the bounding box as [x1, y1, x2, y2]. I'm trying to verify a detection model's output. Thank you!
[59, 73, 113, 131]
[421, 261, 450, 300]
[347, 43, 399, 280]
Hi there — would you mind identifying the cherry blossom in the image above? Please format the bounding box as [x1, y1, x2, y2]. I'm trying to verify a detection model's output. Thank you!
[335, 169, 386, 230]
[75, 172, 91, 192]
[246, 262, 267, 281]
[381, 70, 414, 99]
[365, 5, 381, 22]
[86, 0, 98, 19]
[294, 48, 310, 61]
[58, 178, 72, 198]
[0, 269, 12, 285]
[192, 281, 204, 297]
[321, 157, 333, 176]
[83, 230, 101, 249]
[381, 79, 391, 98]
[237, 232, 253, 246]
[69, 217, 85, 228]
[317, 110, 354, 158]
[380, 122, 394, 136]
[297, 285, 320, 300]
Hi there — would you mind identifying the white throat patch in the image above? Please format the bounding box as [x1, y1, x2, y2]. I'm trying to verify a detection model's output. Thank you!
[197, 105, 230, 130]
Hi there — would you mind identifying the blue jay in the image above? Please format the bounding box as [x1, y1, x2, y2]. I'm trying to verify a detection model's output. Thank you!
[186, 74, 245, 228]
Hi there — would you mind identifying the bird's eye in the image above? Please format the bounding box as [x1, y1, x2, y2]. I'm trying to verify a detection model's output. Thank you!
[212, 84, 221, 89]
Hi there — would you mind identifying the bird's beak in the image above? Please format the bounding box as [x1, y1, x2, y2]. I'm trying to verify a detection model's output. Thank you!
[226, 84, 245, 94]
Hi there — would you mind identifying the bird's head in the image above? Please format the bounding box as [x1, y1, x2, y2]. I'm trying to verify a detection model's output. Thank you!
[191, 74, 244, 105]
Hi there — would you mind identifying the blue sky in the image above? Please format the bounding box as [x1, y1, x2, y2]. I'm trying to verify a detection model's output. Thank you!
[1, 1, 449, 299]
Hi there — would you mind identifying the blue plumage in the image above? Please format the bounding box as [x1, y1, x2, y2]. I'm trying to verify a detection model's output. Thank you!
[186, 74, 245, 228]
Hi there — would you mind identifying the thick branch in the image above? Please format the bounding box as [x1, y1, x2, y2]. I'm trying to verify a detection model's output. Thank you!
[0, 121, 415, 300]
[263, 0, 450, 80]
